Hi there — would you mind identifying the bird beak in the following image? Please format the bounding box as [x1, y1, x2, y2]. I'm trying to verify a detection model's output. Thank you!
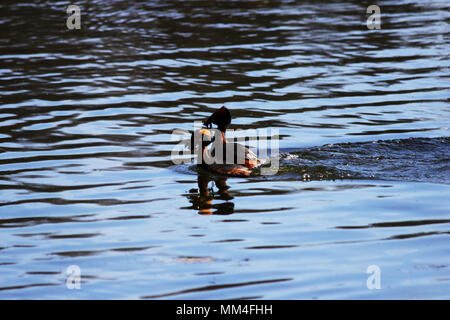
[189, 129, 212, 151]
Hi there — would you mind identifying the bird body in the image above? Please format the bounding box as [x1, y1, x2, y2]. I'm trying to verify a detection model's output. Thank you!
[189, 106, 260, 177]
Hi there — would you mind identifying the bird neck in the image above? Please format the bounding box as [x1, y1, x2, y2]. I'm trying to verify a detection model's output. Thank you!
[220, 130, 227, 143]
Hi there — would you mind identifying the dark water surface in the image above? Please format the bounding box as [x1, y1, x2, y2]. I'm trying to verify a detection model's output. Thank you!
[0, 0, 449, 299]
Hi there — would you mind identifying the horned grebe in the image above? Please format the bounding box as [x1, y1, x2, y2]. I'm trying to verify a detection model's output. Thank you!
[203, 106, 261, 169]
[191, 128, 252, 177]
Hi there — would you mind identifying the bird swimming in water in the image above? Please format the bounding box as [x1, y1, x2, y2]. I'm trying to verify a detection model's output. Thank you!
[203, 106, 261, 169]
[190, 127, 253, 177]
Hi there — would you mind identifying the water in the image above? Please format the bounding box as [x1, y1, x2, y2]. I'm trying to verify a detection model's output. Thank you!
[0, 0, 449, 299]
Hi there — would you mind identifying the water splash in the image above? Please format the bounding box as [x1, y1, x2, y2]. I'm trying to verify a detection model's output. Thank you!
[271, 137, 450, 183]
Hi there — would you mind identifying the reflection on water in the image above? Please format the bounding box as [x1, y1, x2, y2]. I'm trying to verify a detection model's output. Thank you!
[185, 173, 235, 215]
[0, 0, 449, 299]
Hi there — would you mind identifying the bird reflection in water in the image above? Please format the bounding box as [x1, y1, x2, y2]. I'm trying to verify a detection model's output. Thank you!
[185, 173, 234, 215]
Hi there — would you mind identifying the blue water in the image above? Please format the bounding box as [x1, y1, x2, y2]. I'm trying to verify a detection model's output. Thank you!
[0, 0, 449, 299]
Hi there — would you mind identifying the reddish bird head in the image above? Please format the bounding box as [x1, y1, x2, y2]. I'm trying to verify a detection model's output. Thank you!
[203, 106, 231, 133]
